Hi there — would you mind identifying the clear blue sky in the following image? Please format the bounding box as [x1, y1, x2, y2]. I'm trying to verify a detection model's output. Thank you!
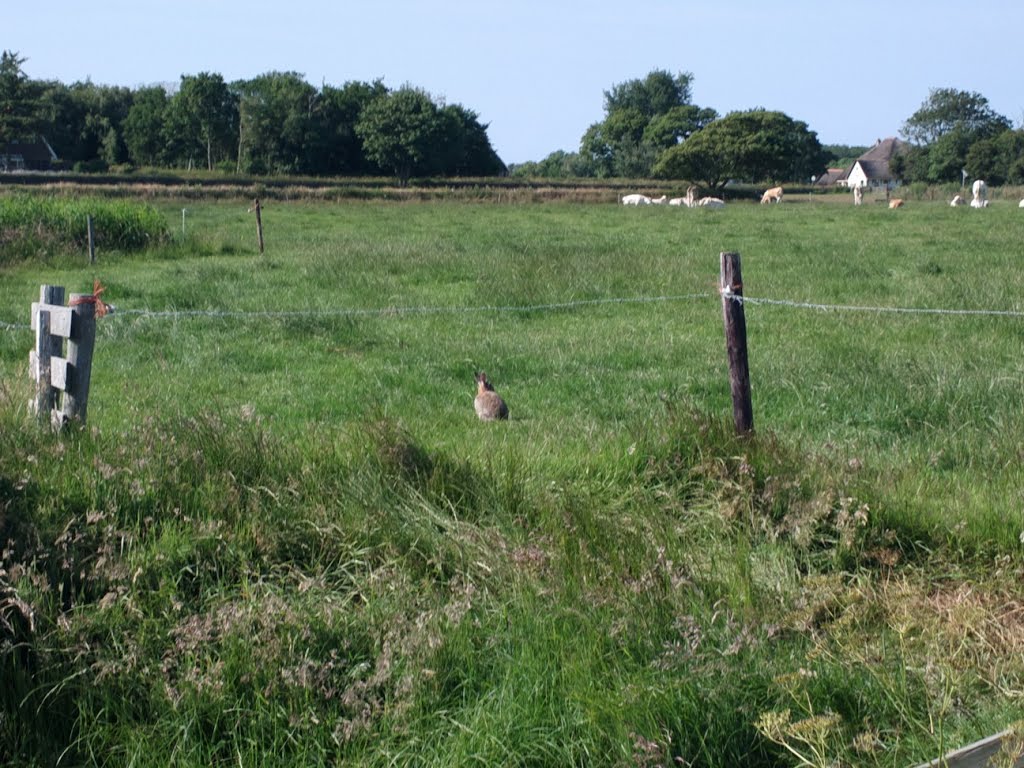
[14, 1, 1024, 165]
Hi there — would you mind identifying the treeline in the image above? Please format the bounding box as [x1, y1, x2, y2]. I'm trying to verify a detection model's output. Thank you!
[5, 49, 1023, 188]
[0, 51, 504, 184]
[511, 77, 1024, 189]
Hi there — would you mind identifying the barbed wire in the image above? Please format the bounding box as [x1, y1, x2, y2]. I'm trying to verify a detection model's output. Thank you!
[0, 294, 714, 331]
[113, 293, 715, 321]
[2, 289, 1024, 333]
[728, 294, 1024, 318]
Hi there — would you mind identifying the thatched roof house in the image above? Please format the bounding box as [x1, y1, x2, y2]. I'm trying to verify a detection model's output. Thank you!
[843, 138, 907, 189]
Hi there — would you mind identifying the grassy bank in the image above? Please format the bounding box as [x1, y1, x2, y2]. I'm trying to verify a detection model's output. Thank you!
[1, 198, 1023, 765]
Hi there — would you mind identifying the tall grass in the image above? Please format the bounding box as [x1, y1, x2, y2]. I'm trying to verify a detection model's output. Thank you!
[0, 194, 168, 264]
[1, 198, 1024, 766]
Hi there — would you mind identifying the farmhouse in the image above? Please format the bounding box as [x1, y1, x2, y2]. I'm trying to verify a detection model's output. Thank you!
[841, 137, 907, 190]
[814, 168, 848, 187]
[0, 137, 59, 172]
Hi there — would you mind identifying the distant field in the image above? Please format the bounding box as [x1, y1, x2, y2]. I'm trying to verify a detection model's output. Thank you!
[3, 197, 1022, 540]
[2, 196, 1023, 766]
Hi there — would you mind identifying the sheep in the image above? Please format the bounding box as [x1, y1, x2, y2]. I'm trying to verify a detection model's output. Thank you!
[760, 186, 783, 204]
[651, 195, 668, 204]
[621, 193, 652, 205]
[888, 198, 904, 209]
[950, 195, 966, 206]
[971, 179, 987, 203]
[683, 186, 725, 209]
[668, 197, 687, 206]
[1019, 199, 1024, 208]
[970, 198, 989, 208]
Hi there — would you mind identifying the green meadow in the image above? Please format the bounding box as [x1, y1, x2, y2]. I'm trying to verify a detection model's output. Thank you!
[1, 194, 1023, 766]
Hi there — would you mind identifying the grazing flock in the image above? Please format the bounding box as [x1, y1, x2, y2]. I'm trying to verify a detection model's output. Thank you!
[622, 180, 1024, 210]
[621, 185, 732, 208]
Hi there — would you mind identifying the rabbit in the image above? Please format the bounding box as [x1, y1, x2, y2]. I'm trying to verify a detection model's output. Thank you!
[474, 371, 509, 421]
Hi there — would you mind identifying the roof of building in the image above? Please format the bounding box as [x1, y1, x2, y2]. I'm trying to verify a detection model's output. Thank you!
[815, 167, 848, 185]
[850, 138, 907, 181]
[0, 138, 59, 169]
[858, 137, 906, 163]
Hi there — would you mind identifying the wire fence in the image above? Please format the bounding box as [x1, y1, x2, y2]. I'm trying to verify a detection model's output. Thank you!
[3, 290, 1024, 334]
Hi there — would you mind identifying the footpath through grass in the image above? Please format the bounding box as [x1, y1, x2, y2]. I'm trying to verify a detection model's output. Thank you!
[1, 197, 1023, 766]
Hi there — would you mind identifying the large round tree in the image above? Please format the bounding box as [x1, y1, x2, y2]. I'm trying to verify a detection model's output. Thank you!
[356, 86, 445, 186]
[653, 109, 826, 191]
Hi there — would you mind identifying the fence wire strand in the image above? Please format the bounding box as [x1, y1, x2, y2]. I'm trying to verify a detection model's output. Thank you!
[3, 291, 1024, 333]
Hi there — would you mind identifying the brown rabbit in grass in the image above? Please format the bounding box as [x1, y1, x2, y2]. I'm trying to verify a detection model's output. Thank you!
[474, 371, 509, 421]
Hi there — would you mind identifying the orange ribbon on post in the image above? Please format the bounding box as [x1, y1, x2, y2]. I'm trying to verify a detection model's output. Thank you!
[68, 280, 113, 318]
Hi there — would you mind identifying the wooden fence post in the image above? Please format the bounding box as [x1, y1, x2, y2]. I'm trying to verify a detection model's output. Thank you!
[720, 251, 754, 435]
[61, 292, 97, 425]
[32, 285, 65, 422]
[87, 214, 96, 264]
[252, 198, 264, 254]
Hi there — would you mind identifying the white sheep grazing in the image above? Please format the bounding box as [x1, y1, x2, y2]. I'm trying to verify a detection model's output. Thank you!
[621, 193, 652, 205]
[1019, 199, 1024, 208]
[760, 186, 783, 204]
[651, 195, 668, 204]
[972, 179, 987, 202]
[970, 198, 989, 208]
[681, 186, 724, 209]
[950, 195, 966, 206]
[888, 198, 904, 209]
[668, 197, 687, 206]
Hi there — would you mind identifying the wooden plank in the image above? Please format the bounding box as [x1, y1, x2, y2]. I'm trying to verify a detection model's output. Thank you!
[915, 729, 1024, 768]
[30, 302, 73, 338]
[28, 352, 70, 391]
[49, 357, 70, 392]
[60, 292, 96, 425]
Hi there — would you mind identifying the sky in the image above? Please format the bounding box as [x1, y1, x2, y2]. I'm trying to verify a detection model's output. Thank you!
[13, 1, 1024, 166]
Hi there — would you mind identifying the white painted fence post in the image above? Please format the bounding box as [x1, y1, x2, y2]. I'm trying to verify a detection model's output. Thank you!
[29, 284, 99, 429]
[31, 285, 65, 422]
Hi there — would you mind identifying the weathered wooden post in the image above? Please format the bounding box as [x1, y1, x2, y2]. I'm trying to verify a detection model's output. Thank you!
[32, 285, 65, 421]
[62, 291, 98, 425]
[720, 251, 754, 435]
[87, 214, 96, 264]
[252, 198, 264, 254]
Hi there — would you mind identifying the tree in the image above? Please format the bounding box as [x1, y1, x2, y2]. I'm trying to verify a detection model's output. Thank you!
[653, 109, 826, 190]
[581, 69, 709, 178]
[643, 105, 719, 150]
[34, 80, 133, 169]
[605, 70, 694, 119]
[0, 51, 40, 161]
[436, 104, 505, 176]
[35, 81, 81, 165]
[898, 88, 1011, 183]
[901, 88, 1010, 145]
[235, 71, 316, 174]
[356, 86, 445, 185]
[308, 79, 387, 175]
[166, 72, 236, 170]
[966, 129, 1024, 185]
[123, 86, 169, 166]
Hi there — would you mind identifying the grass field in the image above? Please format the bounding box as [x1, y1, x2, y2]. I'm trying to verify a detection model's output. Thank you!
[2, 194, 1024, 766]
